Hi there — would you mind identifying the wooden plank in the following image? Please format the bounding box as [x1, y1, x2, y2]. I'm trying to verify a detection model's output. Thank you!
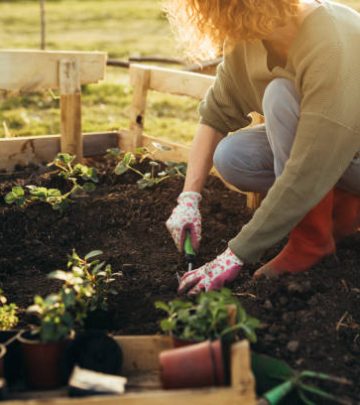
[114, 335, 173, 373]
[129, 66, 151, 150]
[1, 387, 256, 405]
[0, 132, 119, 171]
[60, 59, 82, 161]
[0, 50, 107, 92]
[130, 64, 214, 100]
[231, 341, 256, 400]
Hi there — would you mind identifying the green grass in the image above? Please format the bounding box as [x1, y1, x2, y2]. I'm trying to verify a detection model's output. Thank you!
[0, 0, 358, 144]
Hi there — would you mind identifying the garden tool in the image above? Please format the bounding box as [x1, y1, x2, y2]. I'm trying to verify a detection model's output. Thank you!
[252, 352, 351, 405]
[176, 230, 196, 284]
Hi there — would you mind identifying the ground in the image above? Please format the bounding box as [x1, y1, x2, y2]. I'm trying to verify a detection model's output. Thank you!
[0, 159, 359, 403]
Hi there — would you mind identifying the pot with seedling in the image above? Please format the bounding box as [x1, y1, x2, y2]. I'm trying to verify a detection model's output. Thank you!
[0, 290, 19, 379]
[19, 292, 78, 389]
[49, 250, 121, 330]
[155, 289, 260, 389]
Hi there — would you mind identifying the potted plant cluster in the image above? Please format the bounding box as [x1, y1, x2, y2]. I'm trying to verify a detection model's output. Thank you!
[0, 290, 19, 379]
[155, 289, 260, 389]
[18, 249, 121, 390]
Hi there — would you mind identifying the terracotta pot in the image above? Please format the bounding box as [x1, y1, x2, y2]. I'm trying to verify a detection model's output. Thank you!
[171, 336, 202, 348]
[18, 331, 68, 390]
[159, 339, 225, 389]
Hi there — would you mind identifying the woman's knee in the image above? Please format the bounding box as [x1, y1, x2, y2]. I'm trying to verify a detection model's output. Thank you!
[262, 78, 300, 120]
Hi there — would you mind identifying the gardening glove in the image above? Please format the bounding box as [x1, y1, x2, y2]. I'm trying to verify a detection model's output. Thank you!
[166, 191, 202, 252]
[178, 247, 243, 295]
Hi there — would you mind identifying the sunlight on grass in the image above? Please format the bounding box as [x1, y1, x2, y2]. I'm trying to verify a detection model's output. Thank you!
[0, 0, 358, 144]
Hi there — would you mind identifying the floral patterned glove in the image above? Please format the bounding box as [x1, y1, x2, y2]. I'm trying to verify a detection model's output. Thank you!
[166, 191, 202, 252]
[178, 247, 244, 295]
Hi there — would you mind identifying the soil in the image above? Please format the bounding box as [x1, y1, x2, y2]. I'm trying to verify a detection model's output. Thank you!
[0, 158, 359, 403]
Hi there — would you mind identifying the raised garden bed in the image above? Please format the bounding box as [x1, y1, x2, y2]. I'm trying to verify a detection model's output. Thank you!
[0, 156, 359, 403]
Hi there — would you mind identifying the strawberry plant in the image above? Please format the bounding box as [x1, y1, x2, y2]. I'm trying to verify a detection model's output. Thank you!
[155, 288, 260, 343]
[107, 143, 186, 189]
[4, 153, 98, 211]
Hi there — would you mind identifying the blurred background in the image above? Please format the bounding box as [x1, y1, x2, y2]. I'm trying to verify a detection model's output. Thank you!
[0, 0, 358, 143]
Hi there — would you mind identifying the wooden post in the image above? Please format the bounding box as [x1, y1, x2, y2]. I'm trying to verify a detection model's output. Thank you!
[231, 340, 256, 400]
[129, 66, 151, 150]
[59, 59, 82, 161]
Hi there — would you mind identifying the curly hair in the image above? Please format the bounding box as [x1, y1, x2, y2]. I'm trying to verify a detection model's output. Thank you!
[163, 0, 300, 60]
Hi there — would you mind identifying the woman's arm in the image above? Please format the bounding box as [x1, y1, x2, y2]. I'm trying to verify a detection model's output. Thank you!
[183, 124, 224, 193]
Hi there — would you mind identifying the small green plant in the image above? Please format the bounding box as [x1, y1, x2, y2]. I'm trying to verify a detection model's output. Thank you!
[107, 144, 187, 189]
[4, 153, 98, 211]
[47, 153, 98, 189]
[49, 250, 121, 314]
[0, 290, 19, 330]
[27, 293, 75, 343]
[155, 288, 260, 343]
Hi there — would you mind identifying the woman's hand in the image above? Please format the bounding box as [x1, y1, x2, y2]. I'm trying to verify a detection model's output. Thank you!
[166, 191, 202, 252]
[178, 247, 243, 295]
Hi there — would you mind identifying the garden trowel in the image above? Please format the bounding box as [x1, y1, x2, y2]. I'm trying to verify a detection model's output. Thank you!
[176, 230, 196, 285]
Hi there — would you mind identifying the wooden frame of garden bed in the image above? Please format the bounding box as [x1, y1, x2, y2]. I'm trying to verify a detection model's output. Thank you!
[0, 57, 261, 210]
[3, 335, 256, 405]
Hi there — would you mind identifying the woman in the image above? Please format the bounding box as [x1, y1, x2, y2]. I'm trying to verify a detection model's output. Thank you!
[165, 0, 360, 295]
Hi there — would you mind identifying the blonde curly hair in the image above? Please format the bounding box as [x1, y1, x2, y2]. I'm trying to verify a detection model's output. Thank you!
[163, 0, 300, 61]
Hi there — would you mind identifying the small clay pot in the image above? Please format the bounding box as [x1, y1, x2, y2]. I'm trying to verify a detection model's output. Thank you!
[172, 336, 202, 348]
[18, 331, 68, 390]
[159, 339, 225, 389]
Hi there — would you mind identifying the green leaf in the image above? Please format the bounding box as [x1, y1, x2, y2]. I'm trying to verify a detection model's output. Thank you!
[155, 301, 170, 313]
[114, 162, 129, 175]
[82, 182, 96, 192]
[85, 250, 103, 260]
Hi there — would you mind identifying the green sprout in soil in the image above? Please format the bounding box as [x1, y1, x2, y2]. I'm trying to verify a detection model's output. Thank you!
[49, 250, 121, 314]
[107, 143, 187, 189]
[0, 289, 19, 331]
[4, 153, 98, 212]
[155, 288, 260, 343]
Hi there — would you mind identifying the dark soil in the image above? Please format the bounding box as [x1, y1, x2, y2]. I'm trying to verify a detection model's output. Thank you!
[0, 158, 359, 403]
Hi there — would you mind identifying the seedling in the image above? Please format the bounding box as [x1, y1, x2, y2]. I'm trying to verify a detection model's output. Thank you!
[27, 293, 75, 343]
[155, 288, 260, 343]
[252, 353, 352, 405]
[107, 143, 187, 190]
[5, 153, 98, 211]
[49, 250, 121, 316]
[0, 290, 19, 330]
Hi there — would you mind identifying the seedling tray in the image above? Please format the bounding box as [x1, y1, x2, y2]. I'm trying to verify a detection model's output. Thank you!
[2, 335, 256, 405]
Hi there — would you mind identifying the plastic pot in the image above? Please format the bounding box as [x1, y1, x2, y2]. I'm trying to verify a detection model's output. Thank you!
[159, 339, 225, 389]
[0, 344, 7, 378]
[18, 331, 69, 390]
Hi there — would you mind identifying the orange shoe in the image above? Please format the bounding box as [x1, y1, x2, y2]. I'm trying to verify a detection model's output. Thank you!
[333, 188, 360, 241]
[254, 190, 336, 278]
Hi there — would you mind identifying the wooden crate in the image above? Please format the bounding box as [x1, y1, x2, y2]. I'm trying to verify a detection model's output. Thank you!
[2, 336, 256, 405]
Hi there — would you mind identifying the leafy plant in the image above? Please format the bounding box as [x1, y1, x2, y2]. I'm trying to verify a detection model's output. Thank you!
[49, 250, 121, 315]
[0, 290, 19, 330]
[4, 153, 98, 211]
[107, 143, 187, 189]
[155, 288, 260, 343]
[27, 293, 75, 343]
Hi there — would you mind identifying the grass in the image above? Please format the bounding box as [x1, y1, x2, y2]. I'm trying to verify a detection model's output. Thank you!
[0, 0, 358, 144]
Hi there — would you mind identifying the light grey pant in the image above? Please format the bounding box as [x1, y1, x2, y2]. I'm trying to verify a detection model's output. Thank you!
[213, 78, 360, 195]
